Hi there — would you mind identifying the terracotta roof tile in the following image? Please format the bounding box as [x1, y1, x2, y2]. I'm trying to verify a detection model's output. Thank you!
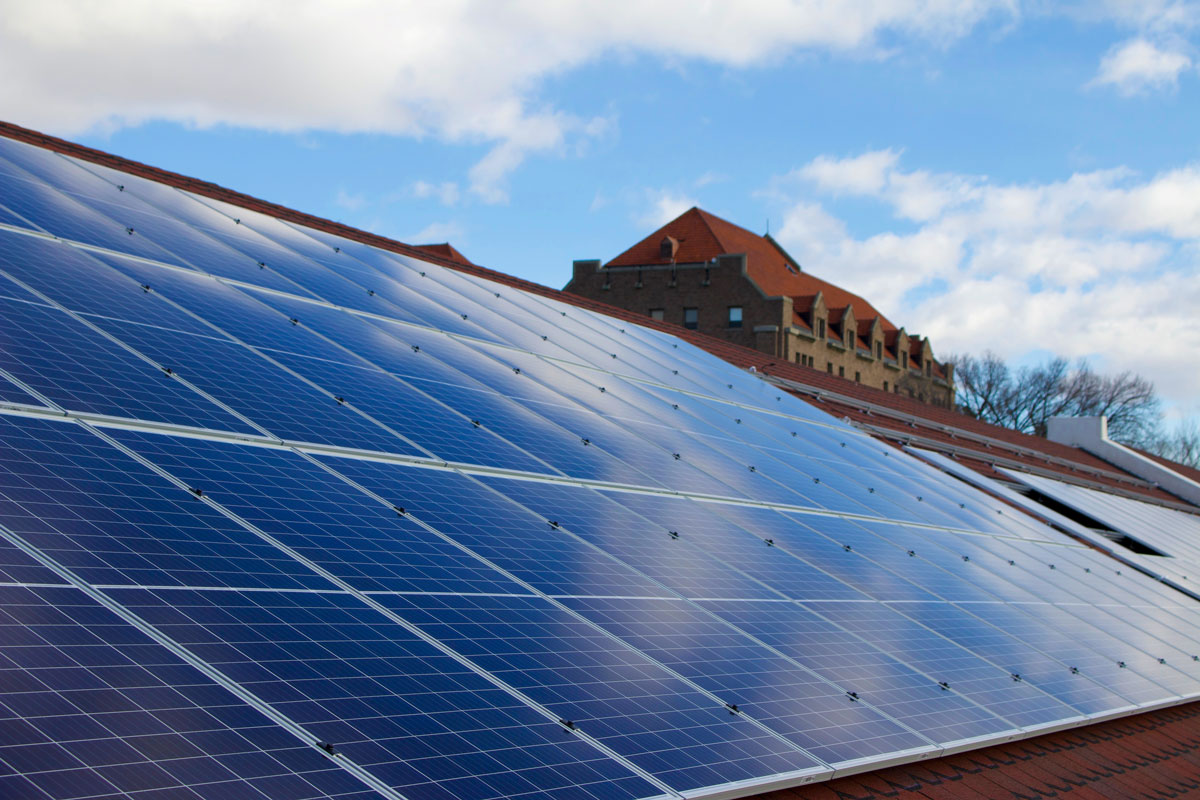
[753, 703, 1200, 799]
[605, 207, 899, 331]
[413, 242, 473, 266]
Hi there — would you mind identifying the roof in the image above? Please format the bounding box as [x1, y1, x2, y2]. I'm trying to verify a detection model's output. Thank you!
[762, 702, 1200, 800]
[4, 120, 1200, 800]
[413, 241, 474, 266]
[606, 207, 899, 331]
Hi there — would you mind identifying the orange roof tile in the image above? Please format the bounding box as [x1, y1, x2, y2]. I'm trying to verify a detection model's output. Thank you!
[413, 242, 474, 266]
[606, 207, 898, 331]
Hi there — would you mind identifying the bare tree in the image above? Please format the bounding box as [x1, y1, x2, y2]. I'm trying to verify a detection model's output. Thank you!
[947, 351, 1161, 446]
[1144, 421, 1200, 469]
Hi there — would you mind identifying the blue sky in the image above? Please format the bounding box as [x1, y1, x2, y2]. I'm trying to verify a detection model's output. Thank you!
[2, 1, 1198, 426]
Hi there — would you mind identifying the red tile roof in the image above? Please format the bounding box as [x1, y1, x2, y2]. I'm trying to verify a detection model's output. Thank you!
[606, 207, 899, 331]
[413, 242, 474, 266]
[759, 702, 1200, 800]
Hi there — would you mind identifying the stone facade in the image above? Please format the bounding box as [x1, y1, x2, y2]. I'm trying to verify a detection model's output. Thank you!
[565, 208, 954, 407]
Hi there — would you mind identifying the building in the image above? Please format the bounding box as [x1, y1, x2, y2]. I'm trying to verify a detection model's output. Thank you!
[3, 120, 1200, 800]
[566, 207, 954, 406]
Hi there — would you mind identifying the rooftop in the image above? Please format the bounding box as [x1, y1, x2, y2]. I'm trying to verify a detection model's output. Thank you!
[2, 120, 1199, 800]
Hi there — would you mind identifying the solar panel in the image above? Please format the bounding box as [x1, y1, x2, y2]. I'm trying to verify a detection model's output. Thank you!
[4, 131, 1200, 800]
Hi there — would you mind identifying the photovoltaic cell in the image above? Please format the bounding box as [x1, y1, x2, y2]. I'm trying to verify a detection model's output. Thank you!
[0, 584, 377, 800]
[269, 352, 552, 473]
[109, 587, 657, 800]
[376, 593, 823, 792]
[319, 459, 671, 599]
[709, 507, 942, 603]
[481, 478, 781, 601]
[0, 295, 258, 433]
[803, 601, 1075, 728]
[557, 595, 930, 765]
[0, 230, 218, 338]
[108, 429, 528, 596]
[0, 415, 333, 590]
[698, 599, 1014, 745]
[0, 159, 196, 266]
[90, 319, 418, 454]
[895, 600, 1128, 715]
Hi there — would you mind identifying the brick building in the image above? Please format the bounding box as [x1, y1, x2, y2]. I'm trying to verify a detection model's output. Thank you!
[566, 207, 954, 406]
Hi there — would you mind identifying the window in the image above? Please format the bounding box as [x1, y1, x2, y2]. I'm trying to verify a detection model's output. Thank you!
[826, 361, 833, 374]
[926, 361, 932, 376]
[901, 352, 908, 368]
[875, 342, 882, 359]
[883, 381, 889, 392]
[817, 319, 826, 338]
[683, 307, 698, 329]
[649, 308, 664, 321]
[855, 371, 861, 383]
[727, 306, 743, 328]
[838, 366, 845, 378]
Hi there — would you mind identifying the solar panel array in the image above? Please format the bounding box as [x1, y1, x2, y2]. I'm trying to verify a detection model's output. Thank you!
[1001, 468, 1200, 589]
[2, 132, 1200, 800]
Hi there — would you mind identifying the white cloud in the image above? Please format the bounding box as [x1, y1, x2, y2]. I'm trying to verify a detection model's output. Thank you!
[411, 180, 461, 206]
[1090, 37, 1193, 94]
[0, 0, 1016, 200]
[636, 189, 698, 228]
[407, 220, 465, 243]
[333, 188, 367, 211]
[770, 151, 1200, 408]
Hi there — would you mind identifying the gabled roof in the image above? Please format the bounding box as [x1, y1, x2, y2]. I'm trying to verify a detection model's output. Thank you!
[413, 242, 473, 266]
[606, 207, 898, 331]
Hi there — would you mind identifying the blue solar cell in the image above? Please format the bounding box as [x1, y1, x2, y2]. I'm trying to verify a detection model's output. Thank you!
[318, 459, 671, 599]
[804, 601, 1076, 728]
[0, 296, 257, 433]
[438, 357, 741, 497]
[377, 593, 823, 792]
[269, 353, 552, 473]
[474, 285, 705, 389]
[242, 298, 668, 484]
[0, 145, 326, 297]
[0, 584, 375, 800]
[807, 520, 1005, 603]
[92, 255, 354, 361]
[0, 157, 197, 267]
[0, 231, 217, 337]
[1031, 602, 1200, 696]
[900, 600, 1131, 715]
[944, 598, 1180, 706]
[89, 319, 418, 454]
[109, 587, 657, 800]
[0, 368, 46, 407]
[0, 535, 66, 586]
[558, 595, 930, 765]
[631, 388, 877, 516]
[595, 492, 868, 601]
[0, 202, 36, 229]
[480, 478, 781, 601]
[0, 415, 335, 590]
[708, 507, 942, 603]
[109, 429, 528, 596]
[697, 600, 1014, 745]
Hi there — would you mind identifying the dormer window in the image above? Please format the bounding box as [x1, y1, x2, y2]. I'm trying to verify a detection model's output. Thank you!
[659, 236, 679, 259]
